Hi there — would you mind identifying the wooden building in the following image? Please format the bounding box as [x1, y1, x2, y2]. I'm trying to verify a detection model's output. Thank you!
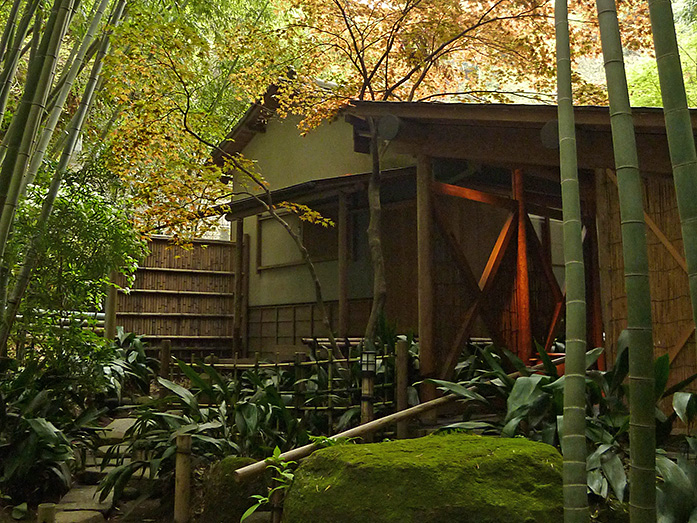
[120, 98, 697, 392]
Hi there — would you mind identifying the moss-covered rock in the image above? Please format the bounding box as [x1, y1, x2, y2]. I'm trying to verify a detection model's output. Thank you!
[199, 456, 265, 523]
[282, 434, 563, 523]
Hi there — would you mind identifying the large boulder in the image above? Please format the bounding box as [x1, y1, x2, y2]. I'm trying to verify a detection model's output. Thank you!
[282, 433, 563, 523]
[198, 456, 266, 523]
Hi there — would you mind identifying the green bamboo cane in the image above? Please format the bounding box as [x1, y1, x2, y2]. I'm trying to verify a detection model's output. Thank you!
[22, 0, 113, 194]
[0, 0, 60, 211]
[596, 0, 656, 520]
[0, 0, 75, 266]
[0, 0, 42, 128]
[555, 0, 588, 520]
[0, 0, 126, 355]
[645, 0, 697, 369]
[0, 0, 24, 63]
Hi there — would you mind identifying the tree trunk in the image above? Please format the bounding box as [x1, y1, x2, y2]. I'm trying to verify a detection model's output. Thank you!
[555, 0, 589, 519]
[363, 118, 387, 346]
[595, 0, 656, 520]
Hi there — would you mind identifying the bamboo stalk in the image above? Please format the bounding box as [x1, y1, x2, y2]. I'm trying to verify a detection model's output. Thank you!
[645, 0, 697, 376]
[595, 0, 656, 518]
[555, 0, 589, 518]
[22, 0, 113, 194]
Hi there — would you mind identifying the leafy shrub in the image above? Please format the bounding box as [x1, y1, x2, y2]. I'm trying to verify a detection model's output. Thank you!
[98, 360, 309, 503]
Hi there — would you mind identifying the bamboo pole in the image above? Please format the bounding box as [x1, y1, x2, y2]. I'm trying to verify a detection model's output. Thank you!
[174, 434, 192, 523]
[555, 0, 589, 518]
[645, 0, 697, 371]
[595, 0, 656, 518]
[396, 339, 409, 439]
[234, 356, 566, 483]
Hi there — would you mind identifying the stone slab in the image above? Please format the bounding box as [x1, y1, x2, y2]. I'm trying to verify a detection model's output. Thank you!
[55, 510, 105, 523]
[59, 486, 112, 513]
[101, 418, 136, 442]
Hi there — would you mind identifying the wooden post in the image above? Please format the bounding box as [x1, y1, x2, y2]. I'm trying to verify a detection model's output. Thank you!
[37, 503, 56, 523]
[338, 191, 349, 338]
[242, 234, 250, 355]
[513, 168, 532, 363]
[396, 339, 409, 439]
[417, 155, 436, 420]
[174, 434, 192, 523]
[159, 339, 171, 398]
[360, 371, 375, 442]
[233, 219, 244, 357]
[104, 271, 118, 340]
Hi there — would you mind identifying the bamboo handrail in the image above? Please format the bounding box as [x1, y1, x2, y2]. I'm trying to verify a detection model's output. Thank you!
[233, 355, 567, 483]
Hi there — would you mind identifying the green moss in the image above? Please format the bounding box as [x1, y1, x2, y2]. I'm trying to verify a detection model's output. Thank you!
[199, 456, 265, 523]
[282, 434, 563, 523]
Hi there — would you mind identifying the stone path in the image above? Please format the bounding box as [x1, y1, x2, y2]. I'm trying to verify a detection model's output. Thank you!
[45, 418, 136, 523]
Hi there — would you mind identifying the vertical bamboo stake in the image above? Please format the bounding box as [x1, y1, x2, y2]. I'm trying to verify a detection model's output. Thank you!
[174, 434, 192, 523]
[396, 339, 409, 439]
[555, 0, 589, 518]
[596, 0, 656, 516]
[294, 352, 303, 414]
[37, 503, 56, 523]
[328, 340, 334, 435]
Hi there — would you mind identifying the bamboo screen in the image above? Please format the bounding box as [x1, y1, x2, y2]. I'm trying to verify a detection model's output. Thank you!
[596, 169, 696, 391]
[116, 236, 245, 359]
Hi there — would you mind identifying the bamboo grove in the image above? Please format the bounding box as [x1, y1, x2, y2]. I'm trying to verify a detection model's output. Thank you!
[556, 0, 697, 518]
[0, 0, 127, 358]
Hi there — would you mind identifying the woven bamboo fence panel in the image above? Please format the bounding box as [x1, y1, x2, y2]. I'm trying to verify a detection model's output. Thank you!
[596, 170, 696, 392]
[116, 236, 244, 359]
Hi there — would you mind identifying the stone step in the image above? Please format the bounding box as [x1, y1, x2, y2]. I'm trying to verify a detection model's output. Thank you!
[57, 485, 112, 514]
[77, 465, 128, 486]
[100, 418, 137, 445]
[96, 444, 131, 459]
[56, 510, 105, 523]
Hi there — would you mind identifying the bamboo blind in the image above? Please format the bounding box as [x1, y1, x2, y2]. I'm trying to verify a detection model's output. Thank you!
[596, 171, 697, 391]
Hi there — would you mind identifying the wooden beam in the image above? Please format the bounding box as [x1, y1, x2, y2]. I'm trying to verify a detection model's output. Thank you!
[338, 192, 349, 337]
[606, 168, 687, 272]
[544, 298, 565, 353]
[669, 324, 695, 363]
[432, 200, 481, 297]
[432, 181, 516, 211]
[525, 215, 564, 303]
[432, 201, 512, 377]
[514, 169, 532, 363]
[480, 213, 517, 290]
[417, 155, 436, 405]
